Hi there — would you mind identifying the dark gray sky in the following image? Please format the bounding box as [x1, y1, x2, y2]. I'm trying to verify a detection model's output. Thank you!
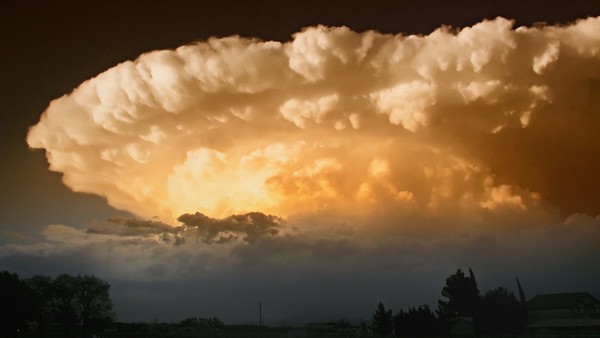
[1, 0, 600, 324]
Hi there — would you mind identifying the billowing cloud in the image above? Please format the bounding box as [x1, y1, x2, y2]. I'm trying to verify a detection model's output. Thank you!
[7, 15, 600, 324]
[27, 17, 600, 225]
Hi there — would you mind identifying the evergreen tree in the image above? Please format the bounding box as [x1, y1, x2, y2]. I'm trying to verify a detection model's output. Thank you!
[437, 268, 482, 320]
[395, 305, 444, 337]
[479, 287, 523, 334]
[372, 302, 394, 336]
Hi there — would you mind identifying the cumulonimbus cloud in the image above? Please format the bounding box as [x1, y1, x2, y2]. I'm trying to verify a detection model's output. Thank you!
[27, 17, 600, 226]
[13, 18, 600, 321]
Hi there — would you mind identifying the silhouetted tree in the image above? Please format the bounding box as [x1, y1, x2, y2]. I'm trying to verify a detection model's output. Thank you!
[73, 275, 114, 338]
[333, 319, 354, 336]
[26, 275, 55, 337]
[0, 271, 114, 338]
[337, 319, 350, 329]
[53, 274, 80, 337]
[360, 321, 369, 336]
[516, 277, 528, 325]
[437, 268, 482, 320]
[372, 302, 394, 336]
[479, 287, 524, 334]
[395, 305, 445, 337]
[0, 271, 37, 335]
[180, 317, 200, 327]
[206, 317, 224, 329]
[180, 316, 224, 330]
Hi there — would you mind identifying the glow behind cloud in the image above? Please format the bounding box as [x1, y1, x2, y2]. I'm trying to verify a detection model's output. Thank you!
[27, 17, 600, 224]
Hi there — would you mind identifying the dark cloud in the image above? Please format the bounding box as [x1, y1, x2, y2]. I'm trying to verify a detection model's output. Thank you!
[178, 212, 284, 244]
[158, 233, 186, 246]
[1, 212, 599, 323]
[87, 217, 182, 236]
[39, 212, 284, 247]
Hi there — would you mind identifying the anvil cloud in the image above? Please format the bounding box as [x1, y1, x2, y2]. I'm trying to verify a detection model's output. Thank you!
[27, 17, 600, 232]
[28, 18, 600, 228]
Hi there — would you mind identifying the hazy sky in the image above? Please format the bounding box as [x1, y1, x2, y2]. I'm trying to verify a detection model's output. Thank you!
[2, 0, 600, 324]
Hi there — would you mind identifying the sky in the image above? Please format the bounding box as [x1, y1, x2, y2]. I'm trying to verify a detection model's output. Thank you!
[1, 0, 600, 324]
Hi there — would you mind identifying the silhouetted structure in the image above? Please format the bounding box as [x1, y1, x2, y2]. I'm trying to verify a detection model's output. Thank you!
[527, 292, 600, 335]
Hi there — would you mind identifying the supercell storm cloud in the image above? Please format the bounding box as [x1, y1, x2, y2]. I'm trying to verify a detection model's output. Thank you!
[28, 17, 600, 227]
[10, 14, 600, 323]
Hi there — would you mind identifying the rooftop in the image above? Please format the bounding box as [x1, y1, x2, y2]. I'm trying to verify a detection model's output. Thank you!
[528, 292, 600, 310]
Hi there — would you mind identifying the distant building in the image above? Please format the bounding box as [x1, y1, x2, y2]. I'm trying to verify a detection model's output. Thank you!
[527, 292, 600, 336]
[449, 317, 475, 336]
[301, 321, 359, 337]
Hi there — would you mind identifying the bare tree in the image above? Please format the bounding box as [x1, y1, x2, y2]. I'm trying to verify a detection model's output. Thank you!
[53, 274, 79, 337]
[73, 275, 114, 338]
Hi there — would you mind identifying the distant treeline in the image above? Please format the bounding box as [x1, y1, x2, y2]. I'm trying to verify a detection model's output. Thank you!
[1, 268, 526, 337]
[371, 268, 527, 336]
[0, 271, 113, 338]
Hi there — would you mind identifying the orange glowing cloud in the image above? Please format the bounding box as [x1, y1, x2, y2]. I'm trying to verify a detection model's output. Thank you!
[27, 17, 600, 228]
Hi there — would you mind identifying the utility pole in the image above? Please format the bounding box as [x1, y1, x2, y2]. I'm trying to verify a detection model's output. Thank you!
[259, 301, 262, 327]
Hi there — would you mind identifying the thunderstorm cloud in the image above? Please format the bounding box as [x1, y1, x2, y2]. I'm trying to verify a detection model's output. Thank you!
[27, 17, 600, 225]
[15, 18, 600, 321]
